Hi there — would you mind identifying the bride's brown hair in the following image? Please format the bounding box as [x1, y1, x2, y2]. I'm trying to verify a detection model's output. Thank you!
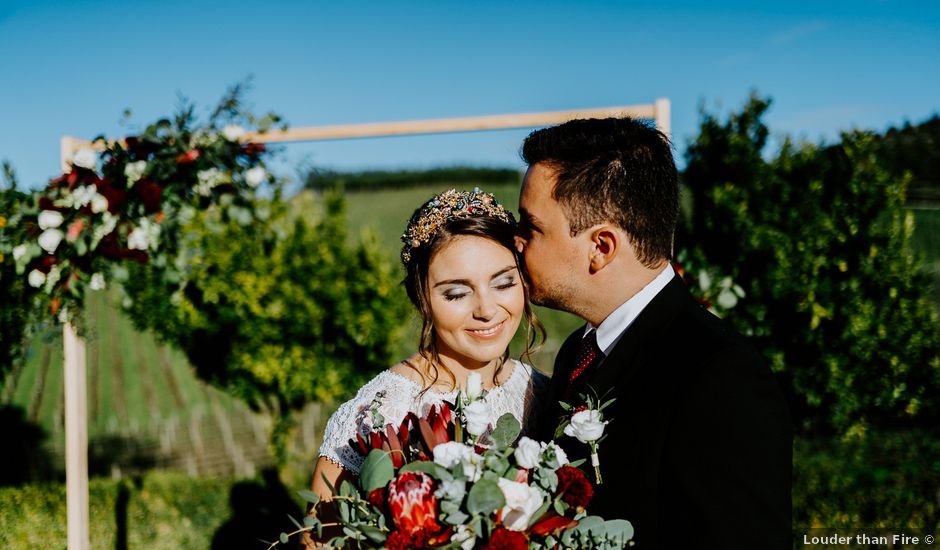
[401, 214, 545, 394]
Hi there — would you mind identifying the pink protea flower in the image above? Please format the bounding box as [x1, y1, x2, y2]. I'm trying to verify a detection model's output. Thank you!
[387, 471, 440, 535]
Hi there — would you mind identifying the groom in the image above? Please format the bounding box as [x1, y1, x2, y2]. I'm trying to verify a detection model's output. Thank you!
[516, 118, 792, 549]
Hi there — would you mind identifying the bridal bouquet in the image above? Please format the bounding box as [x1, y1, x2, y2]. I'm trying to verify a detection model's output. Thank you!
[271, 375, 633, 549]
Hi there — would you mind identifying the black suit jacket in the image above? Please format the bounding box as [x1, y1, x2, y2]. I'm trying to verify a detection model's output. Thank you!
[541, 274, 792, 549]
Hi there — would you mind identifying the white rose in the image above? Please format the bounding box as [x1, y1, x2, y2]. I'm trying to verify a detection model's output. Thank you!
[89, 273, 106, 291]
[90, 194, 109, 214]
[464, 400, 490, 437]
[465, 372, 482, 401]
[222, 124, 245, 141]
[514, 436, 541, 469]
[245, 166, 266, 188]
[127, 226, 149, 251]
[38, 229, 64, 253]
[13, 244, 30, 262]
[71, 185, 96, 208]
[564, 409, 607, 444]
[540, 441, 569, 467]
[27, 269, 46, 288]
[38, 210, 64, 230]
[450, 524, 476, 550]
[71, 148, 97, 170]
[461, 451, 483, 482]
[433, 441, 474, 469]
[124, 160, 147, 185]
[497, 478, 545, 531]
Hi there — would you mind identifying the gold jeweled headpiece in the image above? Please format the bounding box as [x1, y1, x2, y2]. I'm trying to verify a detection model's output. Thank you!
[400, 187, 516, 265]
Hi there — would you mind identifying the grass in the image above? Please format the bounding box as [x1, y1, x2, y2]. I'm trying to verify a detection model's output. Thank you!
[911, 208, 940, 308]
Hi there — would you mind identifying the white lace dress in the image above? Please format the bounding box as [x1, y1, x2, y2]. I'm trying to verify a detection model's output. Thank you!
[318, 359, 549, 474]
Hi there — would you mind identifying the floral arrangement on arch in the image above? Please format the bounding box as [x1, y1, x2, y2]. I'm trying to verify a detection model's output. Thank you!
[2, 89, 282, 330]
[673, 249, 745, 317]
[270, 373, 633, 549]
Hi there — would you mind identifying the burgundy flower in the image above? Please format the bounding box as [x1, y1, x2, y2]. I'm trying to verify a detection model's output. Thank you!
[94, 179, 127, 214]
[133, 179, 163, 213]
[385, 530, 412, 550]
[554, 465, 594, 509]
[387, 471, 439, 535]
[367, 487, 387, 512]
[242, 142, 266, 156]
[482, 527, 528, 550]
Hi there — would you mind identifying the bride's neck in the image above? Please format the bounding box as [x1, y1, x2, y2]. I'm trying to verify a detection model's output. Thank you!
[417, 348, 503, 392]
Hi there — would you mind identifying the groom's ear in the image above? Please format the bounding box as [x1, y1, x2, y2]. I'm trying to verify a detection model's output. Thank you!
[588, 225, 620, 272]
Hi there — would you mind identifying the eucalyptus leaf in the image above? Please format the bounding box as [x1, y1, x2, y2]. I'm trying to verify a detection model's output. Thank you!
[359, 449, 395, 492]
[490, 413, 521, 448]
[466, 479, 505, 516]
[297, 489, 320, 505]
[399, 460, 452, 481]
[279, 532, 289, 544]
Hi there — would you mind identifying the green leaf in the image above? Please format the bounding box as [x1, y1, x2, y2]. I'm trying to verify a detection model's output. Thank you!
[490, 413, 521, 449]
[399, 460, 452, 481]
[303, 515, 317, 528]
[288, 514, 303, 530]
[359, 449, 395, 492]
[466, 479, 505, 516]
[279, 532, 289, 544]
[360, 525, 387, 544]
[568, 458, 586, 468]
[297, 490, 320, 505]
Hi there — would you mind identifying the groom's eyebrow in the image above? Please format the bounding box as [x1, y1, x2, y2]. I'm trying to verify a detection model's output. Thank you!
[433, 265, 517, 287]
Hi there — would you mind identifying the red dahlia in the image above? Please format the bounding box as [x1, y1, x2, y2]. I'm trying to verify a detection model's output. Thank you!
[555, 465, 594, 509]
[482, 527, 528, 550]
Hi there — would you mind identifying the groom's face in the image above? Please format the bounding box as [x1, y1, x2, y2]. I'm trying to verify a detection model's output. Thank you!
[515, 163, 584, 312]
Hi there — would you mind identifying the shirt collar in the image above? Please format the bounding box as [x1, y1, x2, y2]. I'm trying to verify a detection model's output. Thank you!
[585, 264, 675, 355]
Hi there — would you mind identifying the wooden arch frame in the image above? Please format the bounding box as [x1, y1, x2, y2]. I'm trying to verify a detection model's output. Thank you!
[58, 99, 670, 549]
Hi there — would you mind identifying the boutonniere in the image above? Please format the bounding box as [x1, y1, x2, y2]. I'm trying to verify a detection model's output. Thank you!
[555, 389, 615, 485]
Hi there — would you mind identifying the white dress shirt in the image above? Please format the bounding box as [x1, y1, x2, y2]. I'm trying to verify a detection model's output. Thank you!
[585, 264, 676, 356]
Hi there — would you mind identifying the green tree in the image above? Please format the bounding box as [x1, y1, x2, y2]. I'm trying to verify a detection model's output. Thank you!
[0, 162, 39, 375]
[120, 193, 410, 462]
[680, 93, 940, 435]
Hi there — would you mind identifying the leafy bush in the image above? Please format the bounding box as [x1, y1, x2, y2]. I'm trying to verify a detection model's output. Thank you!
[119, 192, 410, 460]
[0, 470, 300, 549]
[794, 430, 940, 529]
[680, 93, 940, 435]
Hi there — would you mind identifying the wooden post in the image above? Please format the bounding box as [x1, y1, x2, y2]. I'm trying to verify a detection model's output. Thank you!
[60, 138, 90, 550]
[654, 97, 671, 139]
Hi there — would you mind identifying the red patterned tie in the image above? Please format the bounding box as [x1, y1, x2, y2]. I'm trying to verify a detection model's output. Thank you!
[568, 329, 602, 384]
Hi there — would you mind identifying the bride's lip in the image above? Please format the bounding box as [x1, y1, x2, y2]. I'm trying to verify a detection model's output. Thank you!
[466, 321, 506, 339]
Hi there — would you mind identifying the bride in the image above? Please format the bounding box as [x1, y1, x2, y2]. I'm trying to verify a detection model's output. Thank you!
[308, 188, 548, 502]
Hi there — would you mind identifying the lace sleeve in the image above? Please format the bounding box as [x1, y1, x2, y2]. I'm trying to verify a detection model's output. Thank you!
[317, 371, 421, 475]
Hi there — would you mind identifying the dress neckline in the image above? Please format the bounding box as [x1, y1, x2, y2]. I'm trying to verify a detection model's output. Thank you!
[384, 359, 523, 398]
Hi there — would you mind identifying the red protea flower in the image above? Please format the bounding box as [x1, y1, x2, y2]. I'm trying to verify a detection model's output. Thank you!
[387, 471, 439, 535]
[385, 530, 413, 550]
[482, 527, 528, 550]
[555, 465, 594, 509]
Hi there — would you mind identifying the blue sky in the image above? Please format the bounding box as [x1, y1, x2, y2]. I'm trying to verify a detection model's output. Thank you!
[1, 0, 938, 189]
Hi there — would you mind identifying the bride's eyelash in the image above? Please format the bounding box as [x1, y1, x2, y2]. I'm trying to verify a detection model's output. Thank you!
[496, 281, 517, 290]
[444, 293, 468, 302]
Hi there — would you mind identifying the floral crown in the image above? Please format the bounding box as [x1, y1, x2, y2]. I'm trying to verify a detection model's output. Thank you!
[400, 187, 516, 265]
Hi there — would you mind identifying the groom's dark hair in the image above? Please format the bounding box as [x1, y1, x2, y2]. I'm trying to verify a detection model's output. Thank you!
[521, 117, 679, 267]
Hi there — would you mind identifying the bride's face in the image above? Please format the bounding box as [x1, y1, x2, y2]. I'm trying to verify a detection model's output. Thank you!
[427, 235, 525, 369]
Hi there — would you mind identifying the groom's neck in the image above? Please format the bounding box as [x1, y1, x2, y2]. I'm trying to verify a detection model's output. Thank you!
[580, 261, 667, 327]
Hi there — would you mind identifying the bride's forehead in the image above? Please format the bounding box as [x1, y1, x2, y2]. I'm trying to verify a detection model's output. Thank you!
[429, 236, 515, 277]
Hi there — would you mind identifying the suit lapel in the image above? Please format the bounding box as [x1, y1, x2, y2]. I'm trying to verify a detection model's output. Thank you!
[582, 274, 691, 398]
